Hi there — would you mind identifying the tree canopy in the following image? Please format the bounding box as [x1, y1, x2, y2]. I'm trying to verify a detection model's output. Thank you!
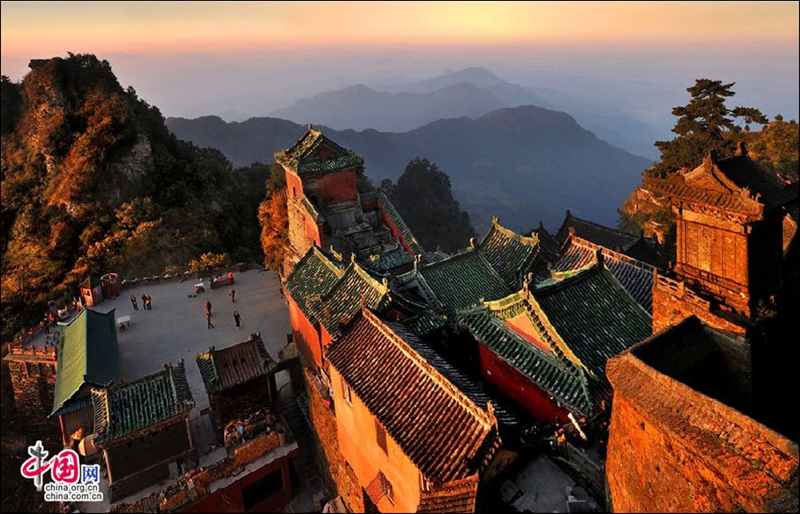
[649, 79, 768, 177]
[1, 54, 264, 340]
[382, 158, 476, 253]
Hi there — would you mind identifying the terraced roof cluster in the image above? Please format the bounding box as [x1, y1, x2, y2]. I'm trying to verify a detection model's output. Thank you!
[457, 304, 595, 417]
[92, 360, 195, 445]
[274, 125, 364, 178]
[286, 247, 398, 340]
[458, 261, 652, 411]
[551, 235, 656, 313]
[532, 264, 653, 398]
[327, 309, 501, 484]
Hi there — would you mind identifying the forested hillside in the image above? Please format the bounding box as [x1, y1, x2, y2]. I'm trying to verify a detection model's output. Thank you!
[0, 54, 267, 339]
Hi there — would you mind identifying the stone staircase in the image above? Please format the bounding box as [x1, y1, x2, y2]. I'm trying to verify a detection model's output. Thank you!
[279, 394, 323, 493]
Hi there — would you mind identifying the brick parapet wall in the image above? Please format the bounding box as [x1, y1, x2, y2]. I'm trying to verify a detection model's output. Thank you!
[652, 275, 747, 335]
[606, 352, 798, 513]
[4, 346, 57, 423]
[110, 430, 286, 512]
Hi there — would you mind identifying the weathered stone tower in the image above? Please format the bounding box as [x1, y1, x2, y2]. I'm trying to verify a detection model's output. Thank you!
[3, 344, 58, 424]
[648, 145, 793, 333]
[274, 125, 364, 275]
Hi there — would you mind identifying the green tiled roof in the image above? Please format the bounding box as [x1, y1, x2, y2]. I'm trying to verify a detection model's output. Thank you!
[532, 264, 652, 397]
[457, 307, 594, 417]
[365, 245, 414, 273]
[374, 190, 427, 257]
[416, 250, 513, 314]
[402, 308, 448, 336]
[478, 217, 540, 289]
[51, 309, 120, 416]
[92, 360, 195, 445]
[286, 246, 344, 307]
[274, 126, 364, 178]
[309, 261, 391, 339]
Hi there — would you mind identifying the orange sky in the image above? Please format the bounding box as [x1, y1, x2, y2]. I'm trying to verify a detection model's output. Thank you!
[2, 1, 798, 57]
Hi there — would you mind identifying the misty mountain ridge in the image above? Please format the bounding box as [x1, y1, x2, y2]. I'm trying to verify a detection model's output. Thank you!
[270, 66, 660, 160]
[167, 104, 651, 233]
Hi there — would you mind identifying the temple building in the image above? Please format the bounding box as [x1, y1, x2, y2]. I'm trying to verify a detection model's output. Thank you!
[549, 228, 656, 313]
[194, 333, 278, 434]
[455, 256, 652, 425]
[276, 126, 428, 276]
[285, 247, 424, 371]
[606, 145, 799, 512]
[91, 360, 196, 502]
[50, 308, 120, 447]
[326, 308, 502, 513]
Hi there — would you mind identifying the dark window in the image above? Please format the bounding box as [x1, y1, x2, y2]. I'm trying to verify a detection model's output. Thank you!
[375, 419, 387, 454]
[242, 468, 283, 511]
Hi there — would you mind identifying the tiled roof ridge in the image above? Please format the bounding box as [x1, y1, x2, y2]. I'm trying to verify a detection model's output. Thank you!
[312, 246, 346, 277]
[643, 175, 764, 217]
[540, 259, 652, 322]
[519, 288, 592, 376]
[93, 360, 195, 444]
[567, 235, 656, 273]
[610, 348, 798, 486]
[274, 125, 323, 169]
[409, 268, 446, 311]
[565, 213, 640, 248]
[374, 189, 427, 256]
[362, 308, 495, 431]
[423, 247, 509, 293]
[482, 291, 525, 315]
[350, 258, 391, 296]
[456, 310, 593, 414]
[482, 216, 540, 248]
[534, 258, 604, 295]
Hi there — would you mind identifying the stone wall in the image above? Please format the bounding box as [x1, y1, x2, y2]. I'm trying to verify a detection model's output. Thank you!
[110, 430, 288, 512]
[305, 368, 365, 513]
[606, 352, 798, 513]
[3, 345, 57, 423]
[106, 418, 195, 501]
[651, 274, 747, 335]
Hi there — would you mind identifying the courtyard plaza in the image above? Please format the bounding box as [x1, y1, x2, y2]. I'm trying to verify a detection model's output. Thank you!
[23, 267, 324, 512]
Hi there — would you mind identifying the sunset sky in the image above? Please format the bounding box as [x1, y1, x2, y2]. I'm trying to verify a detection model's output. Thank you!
[1, 1, 798, 125]
[2, 1, 797, 56]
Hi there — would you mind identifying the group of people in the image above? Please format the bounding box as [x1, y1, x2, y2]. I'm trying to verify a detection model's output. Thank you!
[130, 294, 152, 311]
[204, 297, 241, 329]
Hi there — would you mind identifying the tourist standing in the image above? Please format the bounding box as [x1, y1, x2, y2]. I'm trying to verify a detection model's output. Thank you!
[205, 299, 212, 315]
[145, 294, 152, 310]
[130, 295, 139, 311]
[234, 310, 241, 329]
[229, 287, 236, 303]
[141, 294, 148, 311]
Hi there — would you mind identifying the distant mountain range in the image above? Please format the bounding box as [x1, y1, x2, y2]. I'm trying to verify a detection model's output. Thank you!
[166, 104, 651, 233]
[269, 67, 660, 160]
